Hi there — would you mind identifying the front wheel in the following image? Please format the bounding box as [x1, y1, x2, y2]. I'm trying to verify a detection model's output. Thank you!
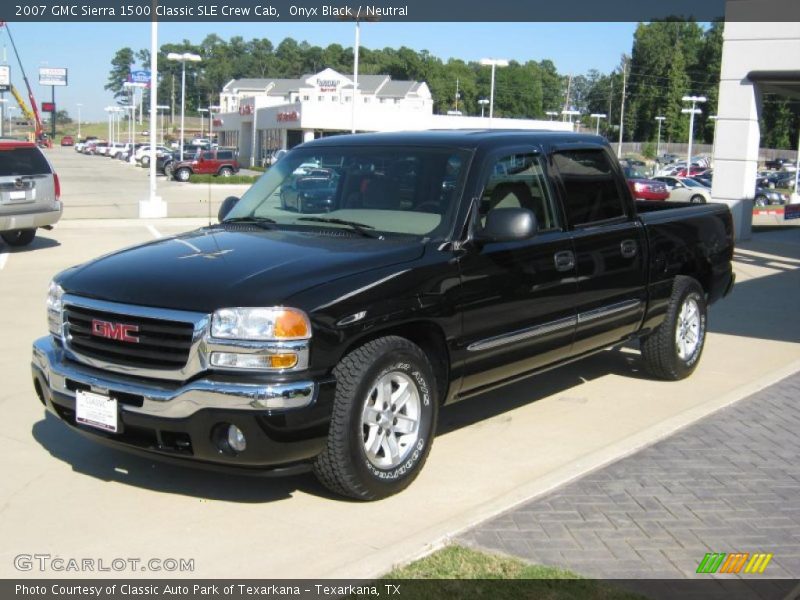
[690, 195, 706, 204]
[640, 276, 707, 380]
[313, 336, 438, 500]
[1, 228, 37, 247]
[755, 195, 768, 207]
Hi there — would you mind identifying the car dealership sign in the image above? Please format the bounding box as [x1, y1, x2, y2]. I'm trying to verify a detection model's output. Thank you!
[39, 67, 68, 86]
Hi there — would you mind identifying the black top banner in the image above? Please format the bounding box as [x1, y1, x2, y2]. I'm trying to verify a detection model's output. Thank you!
[3, 0, 799, 23]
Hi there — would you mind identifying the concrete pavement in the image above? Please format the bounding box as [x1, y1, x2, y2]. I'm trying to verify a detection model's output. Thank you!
[45, 146, 250, 219]
[0, 219, 798, 580]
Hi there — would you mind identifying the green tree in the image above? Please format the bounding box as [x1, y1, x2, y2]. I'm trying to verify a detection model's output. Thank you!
[105, 47, 135, 102]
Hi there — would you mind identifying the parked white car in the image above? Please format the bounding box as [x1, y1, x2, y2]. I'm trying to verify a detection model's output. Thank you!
[107, 143, 128, 158]
[652, 176, 711, 203]
[135, 145, 171, 162]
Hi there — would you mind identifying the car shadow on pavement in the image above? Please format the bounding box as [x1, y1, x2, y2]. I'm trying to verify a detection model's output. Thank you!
[31, 411, 340, 502]
[438, 348, 647, 436]
[709, 252, 800, 345]
[3, 234, 61, 253]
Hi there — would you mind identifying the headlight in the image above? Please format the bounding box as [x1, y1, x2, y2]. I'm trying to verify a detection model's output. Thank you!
[211, 307, 311, 341]
[47, 281, 65, 338]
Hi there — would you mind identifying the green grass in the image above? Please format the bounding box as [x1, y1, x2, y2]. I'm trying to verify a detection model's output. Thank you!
[186, 174, 258, 185]
[369, 545, 643, 600]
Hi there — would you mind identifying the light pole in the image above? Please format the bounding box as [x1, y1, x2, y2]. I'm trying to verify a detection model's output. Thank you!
[208, 104, 220, 144]
[76, 103, 82, 138]
[479, 58, 509, 126]
[654, 116, 666, 159]
[681, 95, 706, 171]
[156, 104, 169, 145]
[545, 111, 559, 121]
[478, 98, 489, 118]
[198, 107, 208, 138]
[167, 52, 201, 161]
[0, 99, 6, 137]
[590, 113, 607, 135]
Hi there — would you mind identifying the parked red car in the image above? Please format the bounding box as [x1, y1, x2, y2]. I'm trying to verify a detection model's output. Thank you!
[60, 136, 74, 147]
[623, 166, 670, 201]
[675, 166, 708, 178]
[170, 148, 239, 181]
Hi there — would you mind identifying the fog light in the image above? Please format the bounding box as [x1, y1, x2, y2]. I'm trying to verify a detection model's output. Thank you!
[227, 425, 246, 453]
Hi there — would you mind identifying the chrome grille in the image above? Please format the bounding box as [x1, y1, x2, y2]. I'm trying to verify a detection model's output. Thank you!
[64, 304, 195, 370]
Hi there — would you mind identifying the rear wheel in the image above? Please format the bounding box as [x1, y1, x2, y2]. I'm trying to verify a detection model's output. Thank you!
[313, 336, 438, 500]
[163, 162, 174, 177]
[1, 228, 36, 247]
[755, 195, 768, 207]
[690, 194, 706, 204]
[218, 167, 233, 177]
[141, 156, 150, 168]
[640, 276, 707, 380]
[175, 168, 191, 182]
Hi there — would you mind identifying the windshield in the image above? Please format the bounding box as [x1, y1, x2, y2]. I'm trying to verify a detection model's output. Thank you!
[226, 146, 471, 239]
[623, 166, 646, 179]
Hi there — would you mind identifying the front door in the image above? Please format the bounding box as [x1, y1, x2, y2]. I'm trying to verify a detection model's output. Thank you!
[455, 150, 579, 395]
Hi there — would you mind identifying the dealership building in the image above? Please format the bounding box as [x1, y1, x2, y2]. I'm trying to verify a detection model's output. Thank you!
[215, 67, 572, 166]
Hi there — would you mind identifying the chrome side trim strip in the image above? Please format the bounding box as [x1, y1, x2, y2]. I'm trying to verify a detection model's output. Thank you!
[466, 299, 643, 353]
[577, 299, 642, 324]
[467, 316, 577, 352]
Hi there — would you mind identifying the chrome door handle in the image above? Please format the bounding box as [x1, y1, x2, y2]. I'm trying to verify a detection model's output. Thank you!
[621, 239, 638, 258]
[554, 250, 575, 272]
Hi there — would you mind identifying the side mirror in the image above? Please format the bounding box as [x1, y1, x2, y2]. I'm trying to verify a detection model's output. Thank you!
[477, 208, 537, 243]
[218, 196, 240, 221]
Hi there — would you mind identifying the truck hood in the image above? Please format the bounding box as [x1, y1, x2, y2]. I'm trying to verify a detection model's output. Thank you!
[59, 227, 425, 313]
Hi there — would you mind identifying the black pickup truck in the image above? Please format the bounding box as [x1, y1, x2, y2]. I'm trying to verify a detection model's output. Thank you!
[32, 131, 734, 500]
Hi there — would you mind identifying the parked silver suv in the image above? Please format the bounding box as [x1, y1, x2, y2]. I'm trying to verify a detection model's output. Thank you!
[0, 140, 62, 246]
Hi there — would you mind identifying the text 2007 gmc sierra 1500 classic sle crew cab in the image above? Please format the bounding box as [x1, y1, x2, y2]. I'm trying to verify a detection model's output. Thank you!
[32, 131, 735, 500]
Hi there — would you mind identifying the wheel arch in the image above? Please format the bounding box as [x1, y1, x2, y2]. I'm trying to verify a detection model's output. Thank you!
[338, 320, 451, 406]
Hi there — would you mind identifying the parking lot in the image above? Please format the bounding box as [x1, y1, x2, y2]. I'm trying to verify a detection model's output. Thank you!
[1, 159, 799, 579]
[47, 146, 252, 219]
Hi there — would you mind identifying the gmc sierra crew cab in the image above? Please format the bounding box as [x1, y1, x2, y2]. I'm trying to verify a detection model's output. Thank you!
[32, 131, 735, 500]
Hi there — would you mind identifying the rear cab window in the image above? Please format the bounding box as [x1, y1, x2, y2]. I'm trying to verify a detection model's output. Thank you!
[552, 149, 628, 227]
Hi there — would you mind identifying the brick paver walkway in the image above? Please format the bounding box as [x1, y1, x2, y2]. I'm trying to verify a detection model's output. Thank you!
[459, 372, 800, 578]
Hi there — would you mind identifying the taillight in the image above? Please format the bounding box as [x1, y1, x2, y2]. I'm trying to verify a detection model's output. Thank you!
[53, 172, 61, 200]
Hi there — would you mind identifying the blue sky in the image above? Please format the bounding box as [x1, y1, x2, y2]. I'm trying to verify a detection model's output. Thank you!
[1, 22, 637, 122]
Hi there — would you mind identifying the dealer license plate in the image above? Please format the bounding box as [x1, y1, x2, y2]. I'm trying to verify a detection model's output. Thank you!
[75, 390, 118, 433]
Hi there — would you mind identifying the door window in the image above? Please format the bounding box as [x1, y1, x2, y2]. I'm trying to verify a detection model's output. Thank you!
[553, 149, 627, 226]
[478, 153, 560, 231]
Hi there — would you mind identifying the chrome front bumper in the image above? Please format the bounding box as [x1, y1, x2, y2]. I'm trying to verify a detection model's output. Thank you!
[32, 336, 317, 419]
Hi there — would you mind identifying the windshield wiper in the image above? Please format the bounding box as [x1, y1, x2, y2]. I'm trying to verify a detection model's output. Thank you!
[296, 217, 382, 239]
[218, 216, 277, 230]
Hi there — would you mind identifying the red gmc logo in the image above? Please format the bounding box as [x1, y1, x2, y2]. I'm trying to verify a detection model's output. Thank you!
[91, 319, 140, 343]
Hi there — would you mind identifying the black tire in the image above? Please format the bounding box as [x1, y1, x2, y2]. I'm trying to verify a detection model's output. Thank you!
[1, 228, 36, 247]
[755, 195, 768, 207]
[640, 276, 707, 381]
[218, 166, 233, 177]
[313, 336, 438, 500]
[141, 156, 150, 168]
[175, 168, 191, 182]
[690, 195, 706, 204]
[163, 163, 174, 177]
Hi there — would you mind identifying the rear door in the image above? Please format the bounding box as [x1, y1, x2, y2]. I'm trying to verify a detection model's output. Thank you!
[455, 148, 578, 393]
[550, 147, 647, 356]
[0, 144, 55, 217]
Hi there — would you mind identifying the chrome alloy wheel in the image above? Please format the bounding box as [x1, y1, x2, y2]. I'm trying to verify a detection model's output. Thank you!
[676, 296, 701, 361]
[360, 371, 421, 469]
